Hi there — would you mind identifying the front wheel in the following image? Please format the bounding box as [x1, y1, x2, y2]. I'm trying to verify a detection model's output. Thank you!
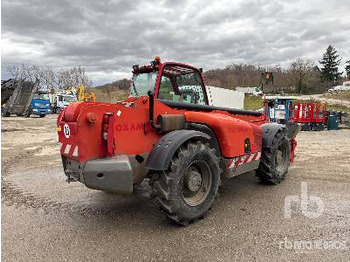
[151, 141, 221, 226]
[39, 114, 46, 118]
[256, 130, 291, 185]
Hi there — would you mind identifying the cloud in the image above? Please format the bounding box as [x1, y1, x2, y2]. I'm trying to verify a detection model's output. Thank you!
[2, 0, 350, 85]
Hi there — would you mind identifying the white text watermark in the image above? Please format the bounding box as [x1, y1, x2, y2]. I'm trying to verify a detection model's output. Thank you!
[279, 237, 348, 250]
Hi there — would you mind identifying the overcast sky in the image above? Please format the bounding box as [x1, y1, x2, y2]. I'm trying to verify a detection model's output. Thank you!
[2, 0, 350, 86]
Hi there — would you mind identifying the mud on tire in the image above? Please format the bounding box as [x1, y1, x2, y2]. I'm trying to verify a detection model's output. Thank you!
[256, 130, 291, 185]
[152, 141, 221, 226]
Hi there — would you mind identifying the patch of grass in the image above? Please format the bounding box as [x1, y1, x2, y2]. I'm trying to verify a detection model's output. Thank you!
[293, 98, 317, 104]
[326, 104, 350, 114]
[324, 90, 350, 101]
[91, 88, 128, 103]
[244, 95, 264, 110]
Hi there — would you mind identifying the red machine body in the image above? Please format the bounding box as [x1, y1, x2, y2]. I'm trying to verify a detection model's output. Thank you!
[58, 61, 267, 165]
[56, 58, 299, 225]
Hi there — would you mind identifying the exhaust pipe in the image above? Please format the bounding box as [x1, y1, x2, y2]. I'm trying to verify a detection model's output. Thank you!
[147, 91, 160, 130]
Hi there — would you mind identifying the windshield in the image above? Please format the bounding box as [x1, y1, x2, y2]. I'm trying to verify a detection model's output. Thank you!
[63, 96, 77, 102]
[130, 71, 158, 96]
[33, 93, 50, 100]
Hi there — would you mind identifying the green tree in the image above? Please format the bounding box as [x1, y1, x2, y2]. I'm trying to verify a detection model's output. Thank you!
[319, 45, 342, 84]
[345, 60, 350, 80]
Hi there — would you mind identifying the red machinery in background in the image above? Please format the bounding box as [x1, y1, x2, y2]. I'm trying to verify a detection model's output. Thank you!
[290, 102, 327, 131]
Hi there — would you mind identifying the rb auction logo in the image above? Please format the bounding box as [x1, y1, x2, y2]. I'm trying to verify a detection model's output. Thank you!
[284, 182, 324, 219]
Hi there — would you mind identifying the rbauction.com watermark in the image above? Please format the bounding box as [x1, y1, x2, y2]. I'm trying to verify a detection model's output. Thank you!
[279, 237, 348, 250]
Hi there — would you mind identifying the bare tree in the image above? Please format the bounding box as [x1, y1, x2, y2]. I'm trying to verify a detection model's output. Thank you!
[288, 58, 315, 94]
[6, 64, 93, 90]
[40, 68, 56, 91]
[6, 65, 21, 79]
[346, 60, 350, 80]
[6, 64, 42, 86]
[55, 65, 92, 89]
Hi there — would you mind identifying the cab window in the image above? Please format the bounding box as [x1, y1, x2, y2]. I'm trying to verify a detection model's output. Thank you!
[158, 75, 174, 101]
[158, 65, 207, 105]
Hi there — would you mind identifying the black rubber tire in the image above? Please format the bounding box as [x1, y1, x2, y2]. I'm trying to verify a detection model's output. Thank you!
[256, 130, 291, 185]
[301, 123, 311, 131]
[318, 123, 325, 131]
[152, 141, 221, 226]
[311, 123, 317, 131]
[24, 109, 32, 118]
[2, 111, 10, 117]
[39, 114, 46, 118]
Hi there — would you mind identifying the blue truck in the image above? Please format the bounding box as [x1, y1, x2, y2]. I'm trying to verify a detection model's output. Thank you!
[28, 92, 52, 117]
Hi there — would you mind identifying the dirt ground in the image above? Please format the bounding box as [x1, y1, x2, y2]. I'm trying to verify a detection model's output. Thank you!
[1, 114, 350, 261]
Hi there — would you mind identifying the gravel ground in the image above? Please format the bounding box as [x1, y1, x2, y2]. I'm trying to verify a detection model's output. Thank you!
[1, 114, 350, 261]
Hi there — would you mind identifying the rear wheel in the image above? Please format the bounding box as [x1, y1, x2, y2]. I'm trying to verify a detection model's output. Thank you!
[152, 141, 221, 226]
[256, 130, 291, 185]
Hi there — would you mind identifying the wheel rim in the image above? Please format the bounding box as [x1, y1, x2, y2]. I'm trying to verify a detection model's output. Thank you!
[182, 161, 212, 207]
[275, 142, 288, 174]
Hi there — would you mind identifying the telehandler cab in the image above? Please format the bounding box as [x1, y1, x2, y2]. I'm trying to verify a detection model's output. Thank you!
[57, 57, 299, 225]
